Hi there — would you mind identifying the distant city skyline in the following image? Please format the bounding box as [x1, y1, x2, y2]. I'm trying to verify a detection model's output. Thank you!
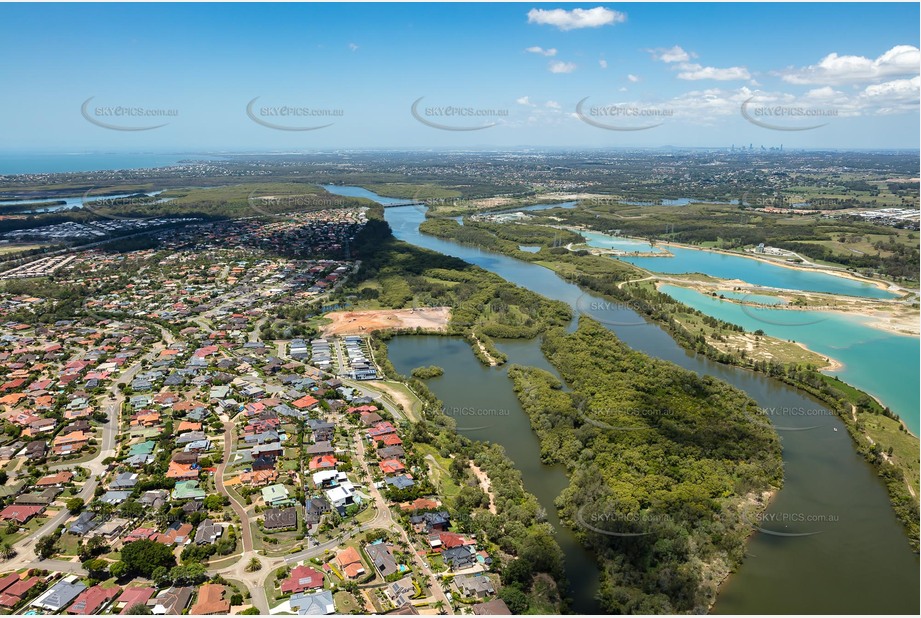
[0, 2, 918, 151]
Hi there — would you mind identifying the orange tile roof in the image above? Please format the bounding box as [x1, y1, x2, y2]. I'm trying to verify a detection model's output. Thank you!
[190, 584, 230, 615]
[336, 546, 366, 579]
[166, 461, 199, 479]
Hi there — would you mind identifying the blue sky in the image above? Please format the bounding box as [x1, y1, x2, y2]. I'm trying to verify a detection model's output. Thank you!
[0, 2, 918, 151]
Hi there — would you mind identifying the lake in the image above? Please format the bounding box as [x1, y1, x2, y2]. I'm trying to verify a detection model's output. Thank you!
[660, 284, 920, 434]
[614, 241, 898, 299]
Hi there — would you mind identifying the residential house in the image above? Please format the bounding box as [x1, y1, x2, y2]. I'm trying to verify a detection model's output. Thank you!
[261, 484, 292, 507]
[155, 521, 194, 546]
[67, 584, 120, 615]
[99, 490, 131, 505]
[115, 587, 156, 615]
[0, 504, 44, 524]
[366, 542, 400, 578]
[385, 576, 415, 609]
[189, 584, 229, 615]
[15, 487, 62, 506]
[152, 587, 193, 615]
[335, 547, 366, 579]
[288, 590, 335, 615]
[280, 565, 325, 595]
[454, 574, 495, 599]
[194, 519, 224, 545]
[472, 599, 512, 615]
[110, 472, 139, 490]
[30, 577, 87, 612]
[442, 545, 478, 571]
[305, 497, 331, 526]
[0, 576, 40, 609]
[36, 471, 73, 487]
[172, 480, 207, 501]
[409, 511, 451, 534]
[68, 511, 99, 535]
[263, 506, 297, 531]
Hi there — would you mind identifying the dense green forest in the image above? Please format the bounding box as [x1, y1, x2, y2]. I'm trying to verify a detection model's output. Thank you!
[372, 338, 568, 613]
[340, 215, 572, 357]
[507, 319, 783, 613]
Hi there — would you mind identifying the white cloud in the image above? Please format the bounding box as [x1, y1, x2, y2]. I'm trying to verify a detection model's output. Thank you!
[549, 60, 577, 74]
[627, 74, 639, 82]
[516, 96, 535, 106]
[348, 43, 359, 52]
[779, 45, 920, 85]
[525, 46, 557, 57]
[599, 58, 608, 69]
[677, 63, 751, 81]
[860, 76, 920, 114]
[545, 100, 562, 109]
[805, 86, 840, 100]
[618, 87, 628, 92]
[527, 7, 626, 31]
[648, 46, 749, 81]
[649, 45, 691, 63]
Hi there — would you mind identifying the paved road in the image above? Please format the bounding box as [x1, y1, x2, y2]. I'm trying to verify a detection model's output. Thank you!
[6, 327, 167, 567]
[353, 434, 454, 613]
[216, 420, 254, 553]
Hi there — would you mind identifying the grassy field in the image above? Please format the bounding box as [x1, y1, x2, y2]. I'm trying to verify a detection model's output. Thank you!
[0, 243, 47, 255]
[816, 374, 920, 494]
[0, 516, 45, 547]
[415, 444, 462, 503]
[334, 590, 364, 613]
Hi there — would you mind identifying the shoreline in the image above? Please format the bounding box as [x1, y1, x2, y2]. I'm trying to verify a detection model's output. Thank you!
[793, 341, 844, 372]
[650, 280, 847, 372]
[564, 224, 913, 296]
[658, 279, 920, 338]
[710, 488, 779, 613]
[658, 238, 905, 295]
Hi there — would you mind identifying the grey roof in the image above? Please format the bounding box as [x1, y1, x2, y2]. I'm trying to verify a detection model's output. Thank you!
[455, 574, 495, 596]
[443, 545, 477, 569]
[366, 543, 399, 577]
[177, 431, 207, 444]
[385, 476, 415, 489]
[264, 506, 297, 530]
[153, 586, 193, 615]
[110, 472, 139, 489]
[68, 511, 99, 535]
[100, 490, 131, 505]
[289, 590, 335, 615]
[31, 578, 87, 611]
[194, 519, 224, 544]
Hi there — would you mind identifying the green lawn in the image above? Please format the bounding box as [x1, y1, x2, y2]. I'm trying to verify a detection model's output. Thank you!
[334, 590, 363, 613]
[415, 444, 461, 503]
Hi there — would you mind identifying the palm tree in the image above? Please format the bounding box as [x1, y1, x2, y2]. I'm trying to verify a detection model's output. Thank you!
[0, 542, 15, 560]
[245, 556, 262, 572]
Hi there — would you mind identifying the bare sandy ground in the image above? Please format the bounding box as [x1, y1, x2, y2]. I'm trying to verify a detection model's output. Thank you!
[364, 380, 419, 422]
[322, 307, 451, 336]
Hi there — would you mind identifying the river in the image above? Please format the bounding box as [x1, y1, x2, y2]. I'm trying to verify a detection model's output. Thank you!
[325, 185, 920, 614]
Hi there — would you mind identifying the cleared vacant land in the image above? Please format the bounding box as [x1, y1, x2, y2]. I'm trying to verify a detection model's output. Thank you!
[321, 306, 451, 335]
